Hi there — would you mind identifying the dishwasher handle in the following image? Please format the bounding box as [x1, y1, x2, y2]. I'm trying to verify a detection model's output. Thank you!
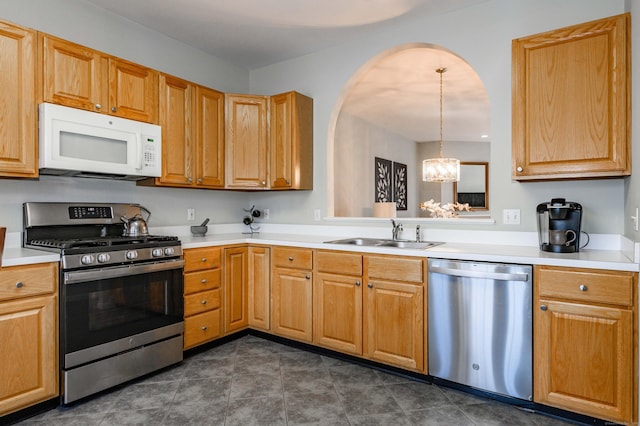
[429, 265, 529, 282]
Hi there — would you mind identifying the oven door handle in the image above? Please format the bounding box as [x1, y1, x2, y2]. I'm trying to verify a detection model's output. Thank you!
[64, 260, 185, 285]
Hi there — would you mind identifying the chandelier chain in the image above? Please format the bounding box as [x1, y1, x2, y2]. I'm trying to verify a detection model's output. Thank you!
[437, 67, 446, 158]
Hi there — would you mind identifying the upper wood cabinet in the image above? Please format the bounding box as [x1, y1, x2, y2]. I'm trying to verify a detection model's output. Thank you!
[225, 91, 313, 190]
[225, 94, 269, 189]
[39, 34, 158, 123]
[270, 91, 313, 190]
[147, 74, 224, 188]
[0, 21, 37, 178]
[512, 13, 630, 180]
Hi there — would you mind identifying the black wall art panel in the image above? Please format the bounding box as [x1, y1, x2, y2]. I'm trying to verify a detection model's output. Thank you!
[374, 157, 407, 211]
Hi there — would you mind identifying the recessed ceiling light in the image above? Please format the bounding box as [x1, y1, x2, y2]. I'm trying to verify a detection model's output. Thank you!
[481, 134, 489, 138]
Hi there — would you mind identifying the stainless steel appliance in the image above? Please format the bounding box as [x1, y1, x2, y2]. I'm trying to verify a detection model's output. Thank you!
[536, 198, 583, 253]
[427, 259, 532, 401]
[23, 202, 184, 404]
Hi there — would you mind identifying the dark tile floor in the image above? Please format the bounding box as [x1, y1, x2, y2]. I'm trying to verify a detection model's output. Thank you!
[18, 335, 576, 425]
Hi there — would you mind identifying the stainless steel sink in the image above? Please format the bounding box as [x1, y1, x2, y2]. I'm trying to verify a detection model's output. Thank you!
[325, 238, 442, 250]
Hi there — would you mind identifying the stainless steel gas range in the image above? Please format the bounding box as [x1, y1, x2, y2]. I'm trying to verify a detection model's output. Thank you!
[23, 202, 185, 405]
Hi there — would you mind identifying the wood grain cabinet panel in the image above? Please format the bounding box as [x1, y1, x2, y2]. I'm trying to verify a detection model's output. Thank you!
[0, 262, 58, 416]
[224, 246, 248, 333]
[534, 265, 637, 424]
[512, 13, 630, 180]
[248, 246, 270, 330]
[0, 21, 37, 178]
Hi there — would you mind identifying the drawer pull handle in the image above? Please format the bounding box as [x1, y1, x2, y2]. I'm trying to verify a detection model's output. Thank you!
[201, 258, 207, 262]
[201, 300, 207, 305]
[288, 256, 294, 261]
[355, 280, 361, 286]
[201, 326, 208, 331]
[579, 284, 588, 292]
[540, 305, 547, 311]
[15, 282, 24, 288]
[201, 279, 207, 283]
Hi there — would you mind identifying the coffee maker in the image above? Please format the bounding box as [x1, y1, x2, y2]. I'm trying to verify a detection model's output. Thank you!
[536, 198, 582, 253]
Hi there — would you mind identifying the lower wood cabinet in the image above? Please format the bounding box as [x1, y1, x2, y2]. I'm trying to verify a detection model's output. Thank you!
[183, 247, 222, 349]
[271, 246, 313, 342]
[248, 246, 270, 330]
[534, 265, 637, 424]
[224, 246, 248, 333]
[0, 262, 58, 416]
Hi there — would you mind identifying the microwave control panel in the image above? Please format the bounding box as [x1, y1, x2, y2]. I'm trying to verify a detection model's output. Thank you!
[142, 135, 159, 171]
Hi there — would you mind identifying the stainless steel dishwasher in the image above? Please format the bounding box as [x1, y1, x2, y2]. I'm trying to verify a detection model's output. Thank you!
[428, 259, 532, 401]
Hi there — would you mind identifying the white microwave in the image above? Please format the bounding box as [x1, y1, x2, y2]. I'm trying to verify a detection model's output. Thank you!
[39, 103, 162, 180]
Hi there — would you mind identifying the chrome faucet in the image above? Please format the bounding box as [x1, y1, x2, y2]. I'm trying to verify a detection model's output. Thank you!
[390, 219, 403, 240]
[416, 224, 421, 242]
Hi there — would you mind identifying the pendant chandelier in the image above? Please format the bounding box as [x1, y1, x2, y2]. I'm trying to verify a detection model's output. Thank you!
[422, 67, 460, 182]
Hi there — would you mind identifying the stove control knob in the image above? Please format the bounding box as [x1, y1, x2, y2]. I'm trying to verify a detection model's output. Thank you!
[152, 248, 164, 257]
[81, 255, 95, 265]
[164, 247, 175, 256]
[97, 253, 111, 263]
[126, 250, 138, 260]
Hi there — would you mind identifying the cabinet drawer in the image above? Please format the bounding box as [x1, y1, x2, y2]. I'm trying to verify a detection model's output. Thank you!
[184, 309, 221, 349]
[365, 255, 423, 284]
[184, 247, 221, 272]
[537, 266, 635, 307]
[316, 251, 362, 275]
[184, 289, 221, 316]
[184, 269, 221, 294]
[0, 263, 58, 301]
[272, 247, 313, 270]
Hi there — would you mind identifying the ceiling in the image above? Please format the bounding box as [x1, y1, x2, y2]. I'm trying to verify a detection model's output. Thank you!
[83, 0, 491, 142]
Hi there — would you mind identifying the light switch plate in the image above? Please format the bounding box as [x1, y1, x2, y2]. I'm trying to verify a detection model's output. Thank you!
[503, 209, 520, 225]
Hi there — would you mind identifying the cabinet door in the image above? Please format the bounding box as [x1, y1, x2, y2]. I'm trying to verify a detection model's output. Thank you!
[225, 94, 268, 189]
[195, 85, 225, 187]
[248, 246, 270, 330]
[364, 279, 424, 371]
[108, 58, 158, 123]
[270, 91, 313, 190]
[534, 299, 633, 423]
[512, 13, 630, 180]
[224, 247, 248, 333]
[40, 34, 106, 112]
[314, 272, 362, 355]
[0, 295, 58, 416]
[0, 22, 37, 178]
[271, 267, 313, 342]
[158, 74, 194, 186]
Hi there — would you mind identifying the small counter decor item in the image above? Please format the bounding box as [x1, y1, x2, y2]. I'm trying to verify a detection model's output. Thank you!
[242, 206, 261, 234]
[190, 218, 209, 237]
[420, 199, 470, 218]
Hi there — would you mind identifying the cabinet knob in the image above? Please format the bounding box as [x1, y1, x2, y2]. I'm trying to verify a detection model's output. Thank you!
[540, 305, 547, 311]
[516, 166, 523, 172]
[367, 283, 373, 289]
[201, 258, 207, 262]
[355, 280, 361, 286]
[261, 181, 266, 186]
[285, 179, 290, 184]
[201, 279, 207, 284]
[201, 326, 208, 331]
[187, 177, 193, 183]
[288, 256, 294, 261]
[111, 106, 117, 112]
[579, 284, 588, 292]
[201, 300, 207, 305]
[197, 178, 203, 184]
[15, 281, 24, 288]
[305, 274, 311, 280]
[95, 103, 101, 110]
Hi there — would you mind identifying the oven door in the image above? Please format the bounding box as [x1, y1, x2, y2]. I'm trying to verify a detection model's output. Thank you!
[61, 259, 184, 368]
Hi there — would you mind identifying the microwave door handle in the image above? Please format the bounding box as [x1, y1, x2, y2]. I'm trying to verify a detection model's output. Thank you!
[135, 133, 142, 170]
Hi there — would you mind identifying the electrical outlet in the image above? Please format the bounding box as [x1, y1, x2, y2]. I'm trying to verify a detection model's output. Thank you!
[502, 209, 520, 225]
[314, 209, 322, 221]
[263, 209, 270, 220]
[187, 208, 195, 221]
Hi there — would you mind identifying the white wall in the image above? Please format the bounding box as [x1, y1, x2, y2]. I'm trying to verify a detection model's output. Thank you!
[249, 0, 629, 234]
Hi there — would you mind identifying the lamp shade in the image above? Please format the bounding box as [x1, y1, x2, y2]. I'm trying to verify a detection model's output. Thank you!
[422, 158, 460, 182]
